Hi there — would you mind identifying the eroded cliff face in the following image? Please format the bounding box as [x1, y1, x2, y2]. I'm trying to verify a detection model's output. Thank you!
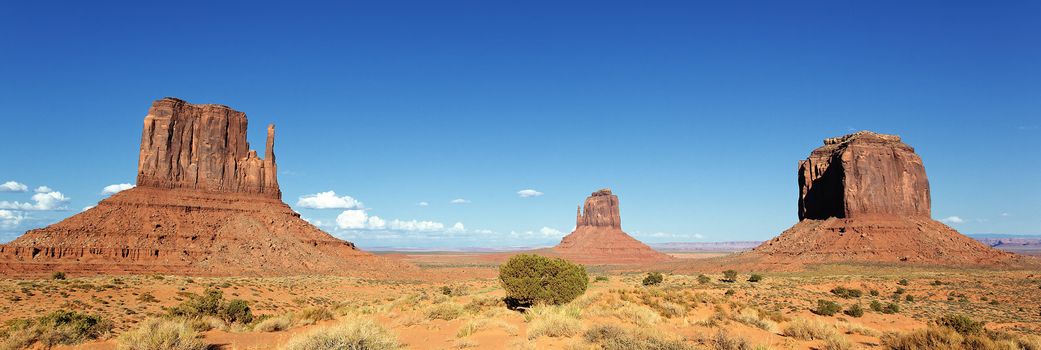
[798, 131, 930, 220]
[0, 97, 413, 277]
[137, 97, 280, 198]
[555, 189, 671, 264]
[576, 189, 622, 229]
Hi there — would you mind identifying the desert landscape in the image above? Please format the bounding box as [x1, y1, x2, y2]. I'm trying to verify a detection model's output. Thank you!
[2, 2, 1039, 350]
[0, 98, 1038, 350]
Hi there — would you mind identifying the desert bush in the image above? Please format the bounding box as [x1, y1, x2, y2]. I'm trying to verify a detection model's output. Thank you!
[138, 292, 159, 303]
[935, 314, 986, 335]
[116, 318, 206, 350]
[845, 323, 880, 337]
[52, 271, 66, 280]
[782, 318, 839, 341]
[725, 289, 736, 297]
[425, 302, 465, 321]
[595, 276, 610, 282]
[525, 305, 582, 339]
[583, 324, 692, 350]
[830, 286, 862, 298]
[613, 303, 660, 326]
[697, 274, 711, 284]
[843, 304, 864, 318]
[822, 335, 855, 350]
[219, 299, 253, 324]
[813, 300, 842, 316]
[642, 272, 664, 286]
[898, 279, 909, 286]
[0, 309, 112, 349]
[254, 315, 293, 332]
[747, 274, 763, 283]
[499, 254, 588, 306]
[870, 289, 880, 296]
[869, 300, 883, 312]
[882, 302, 900, 314]
[283, 318, 400, 350]
[722, 270, 738, 283]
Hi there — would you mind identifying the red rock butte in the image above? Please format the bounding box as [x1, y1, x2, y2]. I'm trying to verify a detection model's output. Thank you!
[553, 189, 673, 264]
[740, 131, 1020, 269]
[0, 97, 409, 277]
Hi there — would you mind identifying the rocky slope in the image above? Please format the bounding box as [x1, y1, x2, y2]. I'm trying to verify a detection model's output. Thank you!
[553, 189, 672, 264]
[0, 97, 410, 276]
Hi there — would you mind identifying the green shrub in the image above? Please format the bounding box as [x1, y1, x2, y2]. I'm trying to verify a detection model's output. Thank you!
[499, 254, 588, 306]
[0, 310, 112, 348]
[219, 299, 253, 324]
[116, 318, 206, 350]
[747, 274, 763, 283]
[882, 302, 900, 314]
[869, 289, 880, 296]
[51, 272, 66, 280]
[894, 287, 906, 295]
[898, 279, 909, 286]
[905, 295, 915, 302]
[870, 300, 883, 312]
[138, 292, 158, 303]
[642, 272, 664, 286]
[283, 318, 399, 350]
[595, 276, 610, 282]
[722, 270, 738, 283]
[935, 314, 986, 335]
[830, 286, 862, 298]
[813, 300, 842, 316]
[843, 304, 864, 318]
[724, 289, 735, 297]
[697, 274, 711, 284]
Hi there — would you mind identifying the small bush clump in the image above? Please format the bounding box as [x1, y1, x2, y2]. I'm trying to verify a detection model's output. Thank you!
[524, 305, 582, 339]
[813, 300, 842, 316]
[782, 318, 839, 341]
[722, 270, 738, 283]
[425, 303, 465, 321]
[166, 288, 253, 325]
[747, 274, 763, 283]
[843, 304, 864, 318]
[499, 254, 588, 306]
[583, 324, 691, 350]
[697, 274, 711, 284]
[51, 272, 66, 280]
[0, 310, 112, 349]
[829, 286, 862, 298]
[642, 272, 664, 286]
[935, 314, 986, 335]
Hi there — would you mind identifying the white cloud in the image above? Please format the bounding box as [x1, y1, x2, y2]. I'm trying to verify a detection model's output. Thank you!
[940, 216, 964, 224]
[418, 202, 429, 207]
[297, 191, 364, 209]
[447, 222, 466, 233]
[0, 188, 70, 211]
[0, 210, 25, 229]
[388, 219, 445, 232]
[539, 227, 563, 237]
[102, 183, 135, 195]
[449, 198, 471, 204]
[0, 181, 28, 192]
[517, 189, 544, 198]
[1000, 213, 1010, 217]
[34, 186, 53, 193]
[82, 206, 94, 212]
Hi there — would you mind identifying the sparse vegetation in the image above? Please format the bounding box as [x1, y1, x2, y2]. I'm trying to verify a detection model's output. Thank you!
[843, 303, 864, 318]
[782, 318, 839, 341]
[830, 286, 863, 298]
[747, 274, 763, 283]
[499, 254, 588, 306]
[524, 305, 582, 339]
[583, 324, 691, 350]
[0, 309, 112, 349]
[283, 318, 400, 350]
[425, 302, 465, 321]
[166, 288, 253, 324]
[697, 274, 711, 284]
[116, 318, 206, 350]
[52, 272, 66, 280]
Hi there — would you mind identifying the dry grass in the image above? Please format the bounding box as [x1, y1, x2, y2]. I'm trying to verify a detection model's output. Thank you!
[425, 302, 465, 321]
[732, 308, 777, 332]
[254, 315, 293, 332]
[781, 318, 840, 341]
[525, 305, 583, 339]
[116, 318, 207, 350]
[584, 324, 692, 350]
[283, 318, 400, 350]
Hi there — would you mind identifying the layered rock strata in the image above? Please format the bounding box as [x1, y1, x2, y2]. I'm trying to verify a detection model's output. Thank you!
[0, 97, 408, 276]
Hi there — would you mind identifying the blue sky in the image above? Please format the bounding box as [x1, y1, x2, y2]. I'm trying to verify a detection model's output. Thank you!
[1, 1, 1038, 249]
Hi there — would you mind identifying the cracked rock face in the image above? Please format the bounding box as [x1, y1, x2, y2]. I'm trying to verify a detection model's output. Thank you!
[137, 97, 280, 198]
[797, 131, 930, 220]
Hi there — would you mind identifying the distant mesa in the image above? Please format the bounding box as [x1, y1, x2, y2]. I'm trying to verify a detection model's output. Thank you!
[741, 131, 1022, 269]
[553, 189, 673, 264]
[0, 97, 409, 276]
